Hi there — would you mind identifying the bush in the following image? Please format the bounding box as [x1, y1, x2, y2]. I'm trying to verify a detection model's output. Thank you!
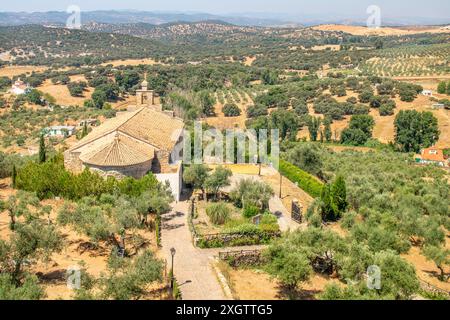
[243, 205, 260, 218]
[279, 159, 324, 198]
[247, 104, 268, 118]
[206, 203, 231, 225]
[379, 103, 395, 116]
[222, 103, 241, 117]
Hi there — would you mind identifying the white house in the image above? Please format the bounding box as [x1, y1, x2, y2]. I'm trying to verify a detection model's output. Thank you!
[43, 126, 77, 138]
[422, 90, 433, 97]
[10, 78, 30, 95]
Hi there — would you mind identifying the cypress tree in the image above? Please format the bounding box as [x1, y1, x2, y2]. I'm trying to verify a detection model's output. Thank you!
[11, 165, 17, 188]
[308, 117, 321, 142]
[320, 184, 337, 221]
[39, 134, 46, 163]
[324, 120, 332, 142]
[82, 122, 88, 138]
[332, 175, 348, 215]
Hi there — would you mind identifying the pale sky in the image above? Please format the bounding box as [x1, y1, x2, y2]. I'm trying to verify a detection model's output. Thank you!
[1, 0, 449, 19]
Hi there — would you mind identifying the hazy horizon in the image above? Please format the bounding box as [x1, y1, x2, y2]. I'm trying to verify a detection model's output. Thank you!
[1, 0, 449, 20]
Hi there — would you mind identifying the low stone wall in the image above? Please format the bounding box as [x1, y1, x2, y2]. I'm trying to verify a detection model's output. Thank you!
[218, 249, 264, 267]
[198, 231, 280, 249]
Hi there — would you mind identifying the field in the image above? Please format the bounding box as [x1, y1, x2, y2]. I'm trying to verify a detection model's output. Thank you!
[205, 89, 254, 130]
[312, 24, 450, 36]
[359, 44, 450, 77]
[101, 58, 165, 67]
[0, 65, 48, 77]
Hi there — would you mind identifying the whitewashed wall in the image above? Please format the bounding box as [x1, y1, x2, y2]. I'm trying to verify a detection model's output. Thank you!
[155, 162, 183, 201]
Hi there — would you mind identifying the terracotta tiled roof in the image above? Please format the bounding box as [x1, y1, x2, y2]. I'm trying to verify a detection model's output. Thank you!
[79, 132, 155, 167]
[70, 106, 184, 153]
[421, 148, 445, 162]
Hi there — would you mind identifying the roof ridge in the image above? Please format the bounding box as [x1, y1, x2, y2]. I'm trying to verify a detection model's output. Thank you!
[104, 132, 121, 164]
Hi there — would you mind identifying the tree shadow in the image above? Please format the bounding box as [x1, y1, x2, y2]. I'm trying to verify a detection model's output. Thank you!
[36, 269, 66, 285]
[162, 211, 184, 222]
[162, 223, 185, 231]
[423, 269, 449, 282]
[275, 284, 321, 300]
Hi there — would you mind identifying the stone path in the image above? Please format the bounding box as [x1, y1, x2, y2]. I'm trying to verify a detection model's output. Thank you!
[160, 201, 229, 300]
[269, 196, 302, 232]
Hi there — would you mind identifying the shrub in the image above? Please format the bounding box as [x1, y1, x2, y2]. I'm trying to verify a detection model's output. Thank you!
[379, 103, 395, 116]
[206, 203, 231, 225]
[222, 103, 241, 117]
[243, 205, 260, 218]
[247, 104, 268, 118]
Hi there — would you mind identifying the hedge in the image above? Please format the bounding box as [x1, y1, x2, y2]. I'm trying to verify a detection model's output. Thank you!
[279, 159, 323, 198]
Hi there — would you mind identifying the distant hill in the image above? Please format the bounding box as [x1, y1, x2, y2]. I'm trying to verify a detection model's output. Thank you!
[0, 24, 170, 66]
[0, 10, 293, 28]
[81, 21, 263, 42]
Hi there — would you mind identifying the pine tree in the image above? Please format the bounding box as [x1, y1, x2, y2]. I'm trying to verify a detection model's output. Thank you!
[39, 134, 46, 163]
[331, 175, 348, 214]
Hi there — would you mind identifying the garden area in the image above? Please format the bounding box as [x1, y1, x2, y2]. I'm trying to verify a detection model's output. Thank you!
[184, 165, 281, 248]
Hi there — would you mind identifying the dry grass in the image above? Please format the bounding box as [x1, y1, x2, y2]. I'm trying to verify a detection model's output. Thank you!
[311, 45, 340, 51]
[0, 65, 48, 78]
[37, 79, 94, 106]
[101, 58, 164, 67]
[312, 24, 450, 36]
[243, 56, 256, 66]
[227, 268, 339, 300]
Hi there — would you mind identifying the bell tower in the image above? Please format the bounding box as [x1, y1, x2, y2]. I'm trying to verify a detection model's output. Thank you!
[136, 75, 154, 106]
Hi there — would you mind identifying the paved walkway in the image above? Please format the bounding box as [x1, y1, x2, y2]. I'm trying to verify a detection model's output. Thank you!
[160, 201, 229, 300]
[269, 196, 302, 232]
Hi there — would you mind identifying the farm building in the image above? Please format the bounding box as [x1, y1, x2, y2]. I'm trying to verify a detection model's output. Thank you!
[415, 147, 448, 167]
[64, 80, 185, 200]
[43, 125, 77, 138]
[421, 90, 433, 97]
[10, 78, 31, 95]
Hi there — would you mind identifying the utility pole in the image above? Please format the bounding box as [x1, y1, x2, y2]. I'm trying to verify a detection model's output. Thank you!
[279, 172, 282, 199]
